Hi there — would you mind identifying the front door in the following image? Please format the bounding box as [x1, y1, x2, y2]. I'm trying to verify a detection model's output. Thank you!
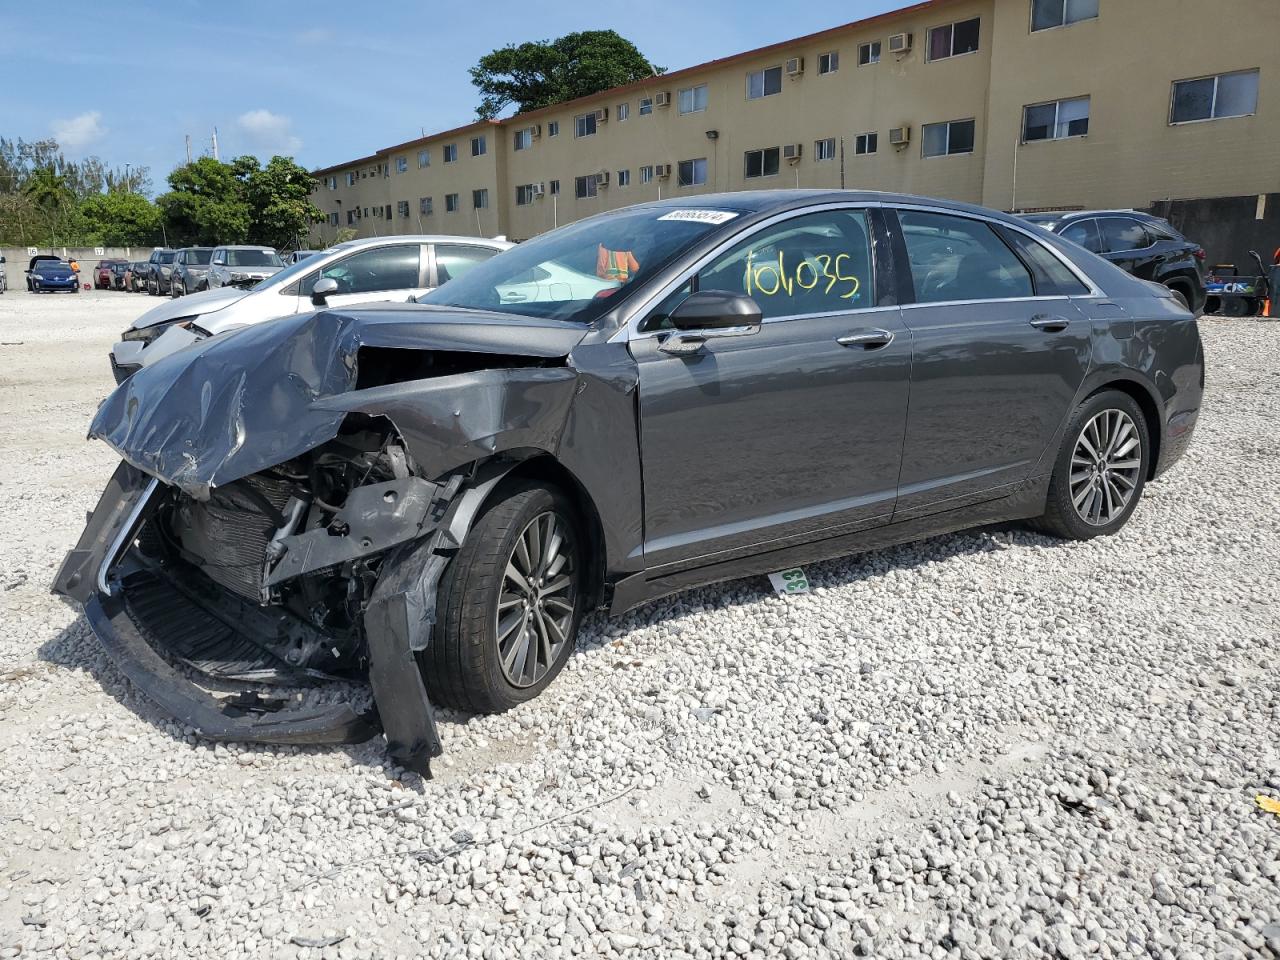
[631, 208, 911, 571]
[289, 243, 428, 312]
[890, 208, 1093, 518]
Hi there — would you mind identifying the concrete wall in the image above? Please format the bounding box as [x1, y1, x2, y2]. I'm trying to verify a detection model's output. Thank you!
[1, 246, 156, 286]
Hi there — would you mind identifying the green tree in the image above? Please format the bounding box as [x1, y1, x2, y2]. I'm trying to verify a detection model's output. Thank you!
[243, 156, 326, 249]
[22, 167, 76, 243]
[470, 30, 663, 119]
[78, 191, 162, 246]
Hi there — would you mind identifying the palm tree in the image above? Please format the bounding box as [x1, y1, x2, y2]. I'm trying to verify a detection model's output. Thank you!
[23, 167, 74, 243]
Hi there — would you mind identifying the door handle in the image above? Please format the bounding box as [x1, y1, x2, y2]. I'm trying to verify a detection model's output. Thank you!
[837, 329, 895, 349]
[1029, 314, 1071, 332]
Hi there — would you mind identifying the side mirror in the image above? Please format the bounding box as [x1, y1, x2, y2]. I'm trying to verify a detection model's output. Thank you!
[311, 277, 339, 306]
[669, 290, 763, 330]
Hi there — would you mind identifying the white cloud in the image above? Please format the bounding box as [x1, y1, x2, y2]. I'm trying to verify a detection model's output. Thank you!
[52, 111, 107, 150]
[236, 109, 302, 156]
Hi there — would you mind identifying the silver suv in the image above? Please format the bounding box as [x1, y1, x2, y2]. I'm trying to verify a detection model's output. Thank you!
[207, 245, 284, 289]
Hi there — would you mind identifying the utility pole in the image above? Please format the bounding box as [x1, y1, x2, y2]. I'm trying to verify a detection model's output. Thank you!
[212, 127, 220, 162]
[185, 135, 192, 164]
[839, 137, 846, 190]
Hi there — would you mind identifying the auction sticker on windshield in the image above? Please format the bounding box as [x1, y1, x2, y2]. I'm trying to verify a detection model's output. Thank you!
[657, 210, 739, 224]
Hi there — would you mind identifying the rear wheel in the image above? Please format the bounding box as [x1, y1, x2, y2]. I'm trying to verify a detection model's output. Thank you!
[1033, 390, 1150, 540]
[427, 482, 584, 713]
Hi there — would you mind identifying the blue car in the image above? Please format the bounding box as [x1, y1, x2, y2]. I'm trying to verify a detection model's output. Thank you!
[27, 256, 80, 293]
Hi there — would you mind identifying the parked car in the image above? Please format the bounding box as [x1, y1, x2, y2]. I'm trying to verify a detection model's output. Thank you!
[170, 247, 213, 297]
[1021, 211, 1206, 314]
[146, 249, 179, 296]
[26, 256, 79, 293]
[285, 250, 320, 264]
[109, 261, 130, 290]
[206, 245, 284, 289]
[110, 235, 511, 382]
[58, 191, 1203, 772]
[96, 259, 127, 290]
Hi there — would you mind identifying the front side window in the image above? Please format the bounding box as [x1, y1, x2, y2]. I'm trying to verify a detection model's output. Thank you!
[1171, 69, 1260, 123]
[927, 17, 981, 61]
[443, 143, 458, 163]
[396, 156, 408, 173]
[815, 138, 836, 161]
[689, 209, 876, 322]
[473, 189, 489, 209]
[859, 41, 881, 65]
[575, 113, 598, 138]
[419, 205, 738, 325]
[679, 84, 708, 115]
[445, 193, 459, 213]
[418, 149, 430, 168]
[617, 102, 630, 121]
[318, 244, 421, 295]
[746, 66, 783, 100]
[899, 210, 1034, 302]
[1061, 219, 1104, 253]
[855, 132, 878, 155]
[638, 98, 653, 116]
[435, 244, 499, 284]
[1023, 96, 1090, 141]
[1099, 217, 1151, 252]
[471, 136, 486, 157]
[744, 147, 780, 179]
[575, 175, 598, 199]
[1031, 0, 1099, 31]
[678, 157, 708, 187]
[922, 118, 976, 157]
[818, 51, 839, 74]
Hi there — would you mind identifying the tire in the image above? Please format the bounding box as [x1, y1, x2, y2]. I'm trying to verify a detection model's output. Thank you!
[1033, 390, 1150, 540]
[427, 481, 585, 713]
[1221, 297, 1250, 318]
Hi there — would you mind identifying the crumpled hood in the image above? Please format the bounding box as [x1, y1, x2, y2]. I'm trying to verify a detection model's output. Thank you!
[90, 304, 588, 499]
[132, 285, 247, 329]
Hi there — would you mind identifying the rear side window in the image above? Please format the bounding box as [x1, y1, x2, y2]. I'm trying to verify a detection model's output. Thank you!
[898, 210, 1034, 303]
[435, 244, 499, 284]
[1099, 217, 1152, 252]
[1060, 219, 1104, 254]
[997, 226, 1090, 296]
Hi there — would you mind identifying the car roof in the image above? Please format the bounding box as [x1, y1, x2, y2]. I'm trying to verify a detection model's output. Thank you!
[214, 244, 278, 250]
[326, 235, 513, 252]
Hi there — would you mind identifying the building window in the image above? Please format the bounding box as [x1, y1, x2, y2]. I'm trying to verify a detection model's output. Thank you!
[1023, 96, 1091, 141]
[575, 175, 598, 199]
[640, 165, 654, 184]
[617, 168, 631, 187]
[617, 102, 630, 121]
[746, 66, 783, 100]
[346, 172, 356, 186]
[329, 212, 339, 226]
[744, 147, 780, 179]
[473, 188, 488, 209]
[396, 156, 408, 173]
[471, 136, 486, 157]
[326, 176, 336, 190]
[1031, 0, 1099, 31]
[445, 193, 459, 213]
[548, 120, 560, 137]
[859, 41, 881, 65]
[818, 51, 839, 75]
[854, 132, 878, 155]
[639, 97, 653, 116]
[922, 118, 976, 157]
[927, 17, 981, 61]
[346, 210, 355, 225]
[417, 149, 430, 168]
[814, 138, 836, 161]
[385, 205, 393, 221]
[514, 129, 532, 151]
[363, 207, 369, 217]
[678, 83, 708, 114]
[420, 196, 433, 215]
[575, 113, 598, 138]
[1171, 69, 1260, 124]
[397, 200, 409, 217]
[678, 157, 708, 187]
[443, 144, 458, 163]
[549, 179, 560, 195]
[516, 184, 538, 205]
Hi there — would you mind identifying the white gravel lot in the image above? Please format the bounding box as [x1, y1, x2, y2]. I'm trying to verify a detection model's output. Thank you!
[0, 289, 1277, 960]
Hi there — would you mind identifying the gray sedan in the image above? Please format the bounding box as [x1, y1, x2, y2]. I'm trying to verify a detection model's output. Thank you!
[55, 190, 1203, 772]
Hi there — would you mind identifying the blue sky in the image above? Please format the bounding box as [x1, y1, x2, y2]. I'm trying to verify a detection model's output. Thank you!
[1, 0, 903, 191]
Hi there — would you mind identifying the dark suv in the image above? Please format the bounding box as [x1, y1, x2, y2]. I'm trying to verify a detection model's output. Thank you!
[1022, 211, 1206, 314]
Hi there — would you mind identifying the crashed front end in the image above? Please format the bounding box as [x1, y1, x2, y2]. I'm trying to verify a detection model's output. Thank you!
[53, 305, 586, 774]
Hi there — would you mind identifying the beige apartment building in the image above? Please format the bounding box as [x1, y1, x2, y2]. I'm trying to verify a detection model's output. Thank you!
[310, 0, 1279, 246]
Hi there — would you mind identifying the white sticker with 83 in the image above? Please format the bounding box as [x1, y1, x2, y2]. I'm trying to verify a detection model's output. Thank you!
[768, 568, 810, 596]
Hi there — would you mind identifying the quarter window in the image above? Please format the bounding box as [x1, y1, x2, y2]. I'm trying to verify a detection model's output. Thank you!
[1023, 96, 1090, 141]
[744, 147, 780, 179]
[746, 66, 783, 100]
[899, 211, 1034, 302]
[927, 17, 981, 61]
[678, 84, 708, 115]
[1060, 219, 1104, 253]
[818, 51, 839, 74]
[319, 244, 420, 295]
[815, 138, 836, 161]
[922, 118, 976, 157]
[1099, 217, 1151, 252]
[1171, 70, 1260, 123]
[575, 175, 598, 199]
[998, 226, 1090, 296]
[1031, 0, 1099, 31]
[859, 41, 881, 65]
[855, 132, 878, 155]
[677, 158, 707, 187]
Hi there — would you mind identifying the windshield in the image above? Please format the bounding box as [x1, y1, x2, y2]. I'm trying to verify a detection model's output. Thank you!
[158, 252, 177, 264]
[187, 249, 212, 265]
[226, 249, 282, 267]
[419, 206, 741, 324]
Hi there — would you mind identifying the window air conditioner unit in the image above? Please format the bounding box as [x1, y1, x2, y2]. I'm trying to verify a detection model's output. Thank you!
[654, 163, 671, 179]
[595, 170, 610, 187]
[530, 124, 542, 139]
[785, 57, 804, 76]
[593, 107, 609, 123]
[783, 143, 803, 161]
[889, 126, 911, 146]
[888, 32, 912, 53]
[655, 91, 671, 107]
[531, 183, 545, 197]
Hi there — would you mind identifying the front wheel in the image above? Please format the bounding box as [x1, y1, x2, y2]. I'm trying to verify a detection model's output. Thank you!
[1033, 390, 1150, 540]
[427, 481, 584, 713]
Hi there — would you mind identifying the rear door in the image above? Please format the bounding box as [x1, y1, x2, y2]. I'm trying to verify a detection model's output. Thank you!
[890, 208, 1093, 518]
[1098, 216, 1158, 280]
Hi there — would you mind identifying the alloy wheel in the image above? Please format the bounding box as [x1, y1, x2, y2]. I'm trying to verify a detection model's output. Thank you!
[1069, 409, 1142, 526]
[495, 510, 577, 688]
